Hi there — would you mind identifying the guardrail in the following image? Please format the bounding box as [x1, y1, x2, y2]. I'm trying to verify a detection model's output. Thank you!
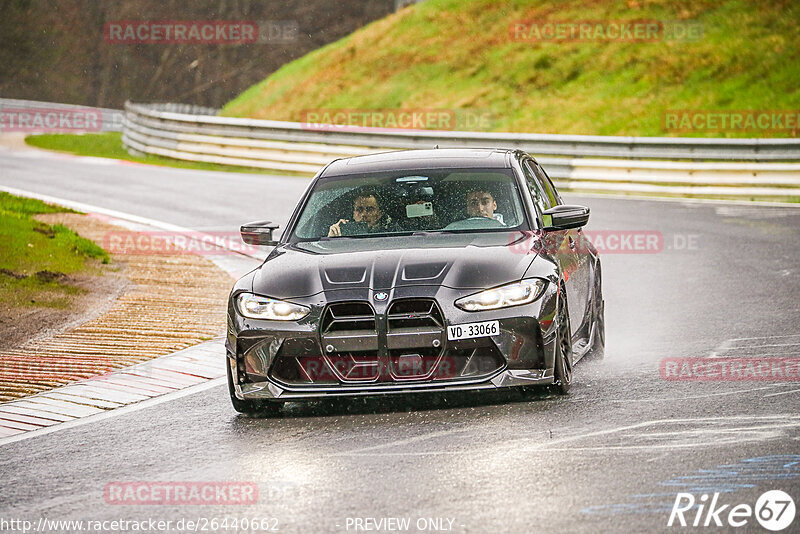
[1, 98, 124, 132]
[122, 101, 800, 199]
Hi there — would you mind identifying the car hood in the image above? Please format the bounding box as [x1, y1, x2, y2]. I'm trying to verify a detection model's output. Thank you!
[251, 232, 539, 298]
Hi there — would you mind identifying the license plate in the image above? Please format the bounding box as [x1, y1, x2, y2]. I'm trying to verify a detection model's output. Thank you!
[447, 320, 499, 341]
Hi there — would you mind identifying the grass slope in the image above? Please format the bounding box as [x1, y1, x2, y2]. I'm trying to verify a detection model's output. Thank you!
[222, 0, 800, 137]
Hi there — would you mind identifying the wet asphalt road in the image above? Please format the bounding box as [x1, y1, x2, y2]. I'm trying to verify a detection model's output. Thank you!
[1, 149, 800, 533]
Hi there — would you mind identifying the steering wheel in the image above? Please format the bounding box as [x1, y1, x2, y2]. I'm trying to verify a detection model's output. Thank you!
[340, 221, 370, 236]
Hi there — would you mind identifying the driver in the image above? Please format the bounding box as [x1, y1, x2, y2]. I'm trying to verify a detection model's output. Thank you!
[466, 188, 503, 223]
[466, 189, 496, 218]
[328, 190, 394, 237]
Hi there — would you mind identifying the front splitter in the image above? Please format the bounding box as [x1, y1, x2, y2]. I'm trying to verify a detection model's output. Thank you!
[235, 368, 554, 401]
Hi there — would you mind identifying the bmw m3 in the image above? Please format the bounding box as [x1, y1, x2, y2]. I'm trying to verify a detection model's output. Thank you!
[226, 148, 604, 413]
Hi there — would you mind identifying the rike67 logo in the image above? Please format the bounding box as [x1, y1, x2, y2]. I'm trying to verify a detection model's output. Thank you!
[668, 490, 796, 531]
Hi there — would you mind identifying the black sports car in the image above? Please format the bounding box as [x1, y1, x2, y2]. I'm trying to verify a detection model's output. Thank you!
[226, 148, 604, 413]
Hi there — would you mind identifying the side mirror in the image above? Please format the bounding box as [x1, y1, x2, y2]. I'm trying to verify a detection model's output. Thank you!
[241, 220, 279, 246]
[541, 205, 590, 231]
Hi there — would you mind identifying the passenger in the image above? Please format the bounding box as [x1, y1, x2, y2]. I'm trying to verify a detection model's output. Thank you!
[328, 190, 395, 237]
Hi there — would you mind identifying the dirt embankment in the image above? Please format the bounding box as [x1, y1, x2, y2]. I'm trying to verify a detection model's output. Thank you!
[0, 213, 234, 401]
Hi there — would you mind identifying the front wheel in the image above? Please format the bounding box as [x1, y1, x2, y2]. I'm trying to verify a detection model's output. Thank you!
[227, 358, 281, 416]
[552, 294, 573, 395]
[586, 266, 605, 361]
[587, 300, 605, 361]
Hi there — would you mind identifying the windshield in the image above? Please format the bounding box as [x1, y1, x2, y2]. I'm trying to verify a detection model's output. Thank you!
[290, 168, 528, 241]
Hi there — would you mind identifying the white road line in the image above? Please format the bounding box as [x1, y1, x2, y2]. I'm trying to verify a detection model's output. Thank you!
[337, 428, 478, 455]
[764, 388, 800, 398]
[723, 342, 800, 350]
[568, 191, 800, 208]
[0, 185, 263, 261]
[0, 186, 190, 231]
[492, 415, 799, 450]
[709, 338, 734, 357]
[583, 384, 788, 402]
[5, 142, 800, 208]
[708, 354, 800, 360]
[337, 415, 800, 457]
[709, 334, 800, 358]
[0, 185, 263, 279]
[724, 334, 800, 344]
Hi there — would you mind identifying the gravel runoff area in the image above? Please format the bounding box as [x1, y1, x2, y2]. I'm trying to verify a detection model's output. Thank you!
[0, 212, 234, 401]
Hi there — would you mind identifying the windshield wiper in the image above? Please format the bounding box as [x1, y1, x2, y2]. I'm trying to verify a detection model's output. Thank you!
[318, 236, 359, 241]
[411, 230, 459, 236]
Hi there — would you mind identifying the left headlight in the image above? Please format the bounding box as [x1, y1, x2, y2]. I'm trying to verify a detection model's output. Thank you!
[236, 293, 310, 321]
[455, 279, 547, 312]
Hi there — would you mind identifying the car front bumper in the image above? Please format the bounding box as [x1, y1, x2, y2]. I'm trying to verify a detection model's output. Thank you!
[226, 282, 559, 402]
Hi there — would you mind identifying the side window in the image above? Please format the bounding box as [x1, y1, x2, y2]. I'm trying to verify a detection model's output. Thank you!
[532, 162, 560, 207]
[521, 160, 548, 216]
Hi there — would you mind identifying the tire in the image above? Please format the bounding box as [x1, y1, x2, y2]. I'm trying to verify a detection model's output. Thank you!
[227, 358, 281, 416]
[588, 300, 605, 360]
[552, 290, 573, 395]
[586, 267, 605, 361]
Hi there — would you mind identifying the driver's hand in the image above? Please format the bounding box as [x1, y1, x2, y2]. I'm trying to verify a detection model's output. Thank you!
[328, 219, 349, 237]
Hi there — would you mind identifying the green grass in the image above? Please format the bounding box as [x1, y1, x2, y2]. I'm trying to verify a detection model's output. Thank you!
[0, 192, 110, 309]
[222, 0, 800, 138]
[25, 133, 298, 175]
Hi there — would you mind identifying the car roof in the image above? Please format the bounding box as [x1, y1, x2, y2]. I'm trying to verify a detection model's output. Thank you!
[321, 148, 523, 177]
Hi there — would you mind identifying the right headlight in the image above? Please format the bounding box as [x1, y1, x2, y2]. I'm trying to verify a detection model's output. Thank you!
[236, 293, 310, 321]
[455, 279, 547, 312]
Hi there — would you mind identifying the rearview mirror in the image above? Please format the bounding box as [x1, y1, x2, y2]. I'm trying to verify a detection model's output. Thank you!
[541, 205, 590, 231]
[241, 220, 279, 246]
